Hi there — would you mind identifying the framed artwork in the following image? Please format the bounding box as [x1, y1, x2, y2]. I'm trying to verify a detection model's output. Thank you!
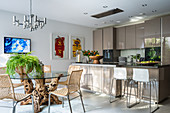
[69, 36, 85, 59]
[51, 33, 69, 59]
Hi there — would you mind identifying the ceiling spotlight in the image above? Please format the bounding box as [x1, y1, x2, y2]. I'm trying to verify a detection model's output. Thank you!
[103, 5, 108, 8]
[84, 12, 88, 15]
[129, 16, 144, 22]
[116, 20, 120, 23]
[139, 13, 146, 15]
[142, 4, 147, 7]
[152, 10, 157, 13]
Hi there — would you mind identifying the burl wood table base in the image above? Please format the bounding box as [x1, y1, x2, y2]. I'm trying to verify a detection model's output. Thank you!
[20, 74, 63, 113]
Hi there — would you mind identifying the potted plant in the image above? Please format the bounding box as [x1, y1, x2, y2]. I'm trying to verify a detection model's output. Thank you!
[6, 52, 43, 78]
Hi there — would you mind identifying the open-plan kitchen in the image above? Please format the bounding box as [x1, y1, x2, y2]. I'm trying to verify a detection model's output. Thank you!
[1, 0, 170, 113]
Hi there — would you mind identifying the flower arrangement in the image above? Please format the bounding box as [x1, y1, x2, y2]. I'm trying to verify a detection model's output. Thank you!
[82, 50, 99, 57]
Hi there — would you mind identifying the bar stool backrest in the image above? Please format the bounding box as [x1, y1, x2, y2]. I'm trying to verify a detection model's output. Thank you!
[133, 68, 149, 82]
[114, 67, 127, 80]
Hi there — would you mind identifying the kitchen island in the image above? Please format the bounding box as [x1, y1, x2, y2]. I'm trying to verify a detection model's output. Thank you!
[72, 62, 170, 102]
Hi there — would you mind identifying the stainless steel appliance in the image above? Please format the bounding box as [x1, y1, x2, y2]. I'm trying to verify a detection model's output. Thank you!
[103, 49, 120, 63]
[118, 57, 127, 62]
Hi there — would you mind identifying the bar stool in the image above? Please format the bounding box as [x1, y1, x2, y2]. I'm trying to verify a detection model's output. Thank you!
[109, 67, 130, 103]
[128, 68, 159, 113]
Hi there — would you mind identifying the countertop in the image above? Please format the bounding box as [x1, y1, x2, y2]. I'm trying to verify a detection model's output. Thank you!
[72, 62, 170, 68]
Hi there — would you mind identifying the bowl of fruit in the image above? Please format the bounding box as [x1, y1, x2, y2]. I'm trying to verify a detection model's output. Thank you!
[89, 55, 103, 64]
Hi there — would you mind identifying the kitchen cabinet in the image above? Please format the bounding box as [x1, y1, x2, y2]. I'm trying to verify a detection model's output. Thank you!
[93, 29, 103, 55]
[103, 27, 115, 50]
[135, 23, 144, 48]
[125, 25, 136, 49]
[144, 18, 161, 38]
[116, 27, 126, 49]
[162, 15, 170, 37]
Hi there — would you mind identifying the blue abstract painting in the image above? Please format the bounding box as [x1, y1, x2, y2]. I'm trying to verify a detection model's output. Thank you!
[4, 37, 31, 53]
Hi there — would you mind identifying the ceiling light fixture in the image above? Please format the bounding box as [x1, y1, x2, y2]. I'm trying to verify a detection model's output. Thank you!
[129, 16, 144, 22]
[13, 0, 47, 31]
[103, 6, 108, 8]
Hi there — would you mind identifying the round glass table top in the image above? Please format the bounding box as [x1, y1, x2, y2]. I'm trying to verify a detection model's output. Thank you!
[9, 71, 68, 79]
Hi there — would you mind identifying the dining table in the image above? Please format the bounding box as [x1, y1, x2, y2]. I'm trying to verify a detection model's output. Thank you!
[10, 71, 68, 113]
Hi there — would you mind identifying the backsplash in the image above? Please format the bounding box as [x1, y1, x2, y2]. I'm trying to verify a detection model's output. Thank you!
[121, 49, 145, 57]
[120, 49, 145, 62]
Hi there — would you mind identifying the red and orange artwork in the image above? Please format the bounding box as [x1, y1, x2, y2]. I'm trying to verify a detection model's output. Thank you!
[55, 36, 65, 58]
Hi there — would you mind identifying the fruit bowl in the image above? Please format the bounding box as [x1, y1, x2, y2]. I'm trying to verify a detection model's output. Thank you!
[89, 56, 103, 64]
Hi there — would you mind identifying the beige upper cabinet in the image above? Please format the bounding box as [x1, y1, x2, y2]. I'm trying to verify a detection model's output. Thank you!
[103, 27, 114, 50]
[93, 29, 103, 55]
[162, 15, 170, 37]
[135, 23, 144, 48]
[144, 18, 161, 38]
[116, 27, 126, 49]
[125, 25, 136, 49]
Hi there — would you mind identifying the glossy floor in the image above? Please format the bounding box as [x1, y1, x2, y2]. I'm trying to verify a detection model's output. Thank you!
[0, 87, 170, 113]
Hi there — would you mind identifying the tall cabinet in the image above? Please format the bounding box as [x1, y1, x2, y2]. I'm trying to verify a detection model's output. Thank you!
[116, 27, 126, 49]
[93, 29, 103, 55]
[125, 25, 136, 49]
[135, 23, 144, 48]
[103, 27, 114, 50]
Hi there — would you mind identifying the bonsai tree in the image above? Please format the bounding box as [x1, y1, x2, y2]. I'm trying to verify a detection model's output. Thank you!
[6, 52, 43, 76]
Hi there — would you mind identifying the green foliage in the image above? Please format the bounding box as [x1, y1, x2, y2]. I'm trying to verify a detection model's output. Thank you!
[6, 52, 43, 76]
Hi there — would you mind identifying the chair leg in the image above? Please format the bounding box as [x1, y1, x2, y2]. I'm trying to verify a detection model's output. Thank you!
[31, 95, 34, 113]
[67, 95, 72, 113]
[150, 81, 152, 113]
[127, 81, 139, 108]
[79, 90, 86, 112]
[12, 101, 18, 113]
[48, 93, 52, 113]
[109, 78, 115, 103]
[62, 97, 64, 108]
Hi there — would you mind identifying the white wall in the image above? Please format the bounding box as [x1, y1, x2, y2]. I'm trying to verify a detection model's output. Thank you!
[0, 10, 94, 71]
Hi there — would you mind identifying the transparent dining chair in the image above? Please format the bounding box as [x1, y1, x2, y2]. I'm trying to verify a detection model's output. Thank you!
[0, 74, 34, 113]
[48, 70, 85, 113]
[127, 68, 159, 113]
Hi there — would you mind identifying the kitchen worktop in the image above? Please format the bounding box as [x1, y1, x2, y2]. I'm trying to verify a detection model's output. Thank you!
[72, 62, 170, 68]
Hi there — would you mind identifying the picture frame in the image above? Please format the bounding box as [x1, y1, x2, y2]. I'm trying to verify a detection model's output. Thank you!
[50, 33, 69, 60]
[69, 36, 85, 59]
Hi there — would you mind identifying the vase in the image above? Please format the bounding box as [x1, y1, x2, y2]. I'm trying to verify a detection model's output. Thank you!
[84, 56, 89, 63]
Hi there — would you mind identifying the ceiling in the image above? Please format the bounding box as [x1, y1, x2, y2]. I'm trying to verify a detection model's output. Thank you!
[0, 0, 170, 28]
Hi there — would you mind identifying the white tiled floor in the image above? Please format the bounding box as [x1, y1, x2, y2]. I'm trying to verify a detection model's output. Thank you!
[0, 87, 170, 113]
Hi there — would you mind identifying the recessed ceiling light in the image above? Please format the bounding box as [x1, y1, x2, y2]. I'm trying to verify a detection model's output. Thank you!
[129, 16, 144, 22]
[103, 5, 108, 8]
[152, 10, 157, 13]
[142, 4, 147, 7]
[128, 16, 133, 18]
[83, 12, 88, 15]
[116, 20, 120, 23]
[139, 13, 145, 15]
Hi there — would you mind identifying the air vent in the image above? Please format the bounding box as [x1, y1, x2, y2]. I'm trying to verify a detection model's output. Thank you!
[91, 8, 124, 19]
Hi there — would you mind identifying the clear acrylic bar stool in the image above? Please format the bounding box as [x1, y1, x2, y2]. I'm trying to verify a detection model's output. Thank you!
[110, 67, 131, 103]
[127, 68, 159, 113]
